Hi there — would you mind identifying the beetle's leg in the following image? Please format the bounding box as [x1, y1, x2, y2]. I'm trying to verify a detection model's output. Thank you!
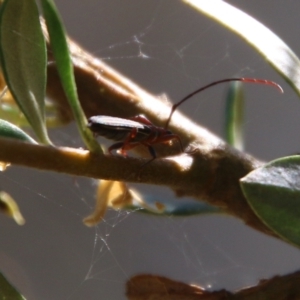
[119, 127, 139, 154]
[146, 145, 157, 159]
[131, 115, 154, 126]
[108, 142, 125, 155]
[128, 127, 138, 139]
[136, 145, 157, 179]
[108, 140, 141, 156]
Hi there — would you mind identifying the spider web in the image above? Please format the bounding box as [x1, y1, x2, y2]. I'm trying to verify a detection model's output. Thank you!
[1, 1, 300, 300]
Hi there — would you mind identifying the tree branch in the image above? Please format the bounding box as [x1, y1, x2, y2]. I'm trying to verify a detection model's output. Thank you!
[0, 33, 278, 239]
[126, 271, 300, 300]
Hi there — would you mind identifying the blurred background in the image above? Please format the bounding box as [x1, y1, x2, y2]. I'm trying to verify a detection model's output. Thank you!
[1, 1, 300, 299]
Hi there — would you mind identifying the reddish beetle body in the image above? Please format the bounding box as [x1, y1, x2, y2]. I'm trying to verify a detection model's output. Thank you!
[88, 115, 182, 158]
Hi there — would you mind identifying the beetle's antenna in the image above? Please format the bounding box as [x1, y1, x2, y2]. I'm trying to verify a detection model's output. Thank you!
[165, 78, 283, 129]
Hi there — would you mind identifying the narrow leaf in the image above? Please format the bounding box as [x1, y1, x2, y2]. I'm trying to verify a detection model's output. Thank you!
[225, 81, 245, 150]
[0, 272, 26, 299]
[41, 0, 100, 152]
[184, 0, 300, 97]
[0, 119, 37, 143]
[129, 195, 221, 217]
[0, 0, 51, 144]
[240, 156, 300, 247]
[131, 186, 221, 217]
[0, 191, 25, 225]
[84, 180, 221, 226]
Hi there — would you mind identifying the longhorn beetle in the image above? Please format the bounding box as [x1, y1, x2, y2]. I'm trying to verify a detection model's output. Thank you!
[88, 78, 283, 160]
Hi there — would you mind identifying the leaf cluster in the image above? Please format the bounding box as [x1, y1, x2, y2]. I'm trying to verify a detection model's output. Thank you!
[0, 0, 299, 299]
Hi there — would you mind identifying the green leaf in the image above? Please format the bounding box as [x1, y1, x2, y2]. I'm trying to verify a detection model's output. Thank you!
[0, 119, 37, 143]
[184, 0, 300, 97]
[41, 0, 101, 152]
[240, 156, 300, 247]
[0, 0, 51, 144]
[0, 272, 26, 299]
[225, 82, 245, 150]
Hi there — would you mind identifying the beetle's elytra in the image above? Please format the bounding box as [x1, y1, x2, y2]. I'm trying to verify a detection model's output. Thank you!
[88, 116, 151, 142]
